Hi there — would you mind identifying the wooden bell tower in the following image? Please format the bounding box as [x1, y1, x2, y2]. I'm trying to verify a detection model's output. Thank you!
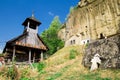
[3, 14, 48, 64]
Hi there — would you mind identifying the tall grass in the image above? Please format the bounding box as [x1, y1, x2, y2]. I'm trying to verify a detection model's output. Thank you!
[37, 45, 120, 80]
[0, 45, 120, 80]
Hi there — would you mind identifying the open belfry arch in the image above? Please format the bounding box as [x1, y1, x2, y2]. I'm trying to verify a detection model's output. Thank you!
[3, 14, 48, 63]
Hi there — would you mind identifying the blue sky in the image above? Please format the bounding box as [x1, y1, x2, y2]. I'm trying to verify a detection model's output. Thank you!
[0, 0, 79, 51]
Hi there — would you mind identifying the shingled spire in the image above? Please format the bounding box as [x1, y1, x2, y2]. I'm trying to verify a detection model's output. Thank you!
[22, 13, 41, 33]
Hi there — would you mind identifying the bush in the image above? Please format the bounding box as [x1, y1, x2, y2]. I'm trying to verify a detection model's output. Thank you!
[69, 49, 78, 60]
[20, 67, 30, 79]
[37, 62, 46, 72]
[7, 65, 20, 80]
[33, 62, 46, 72]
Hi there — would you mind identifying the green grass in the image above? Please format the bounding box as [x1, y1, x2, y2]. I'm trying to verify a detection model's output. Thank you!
[69, 49, 78, 59]
[37, 45, 120, 80]
[1, 45, 120, 80]
[46, 72, 62, 80]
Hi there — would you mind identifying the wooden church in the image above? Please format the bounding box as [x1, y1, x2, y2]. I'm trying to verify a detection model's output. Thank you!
[3, 14, 48, 63]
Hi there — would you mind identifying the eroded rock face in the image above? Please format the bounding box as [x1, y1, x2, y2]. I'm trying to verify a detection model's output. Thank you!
[78, 0, 95, 7]
[58, 0, 120, 46]
[82, 35, 120, 69]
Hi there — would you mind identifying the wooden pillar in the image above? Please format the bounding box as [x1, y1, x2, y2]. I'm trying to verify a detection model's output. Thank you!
[33, 52, 36, 63]
[12, 46, 16, 62]
[40, 51, 43, 61]
[29, 49, 31, 63]
[27, 22, 30, 32]
[27, 22, 30, 27]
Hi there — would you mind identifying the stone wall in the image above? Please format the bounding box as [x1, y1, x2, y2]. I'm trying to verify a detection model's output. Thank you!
[58, 0, 120, 46]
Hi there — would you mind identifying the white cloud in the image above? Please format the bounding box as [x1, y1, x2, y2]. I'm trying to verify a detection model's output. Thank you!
[48, 11, 54, 16]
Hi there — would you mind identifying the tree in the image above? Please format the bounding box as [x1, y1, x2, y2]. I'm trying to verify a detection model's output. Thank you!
[41, 16, 64, 55]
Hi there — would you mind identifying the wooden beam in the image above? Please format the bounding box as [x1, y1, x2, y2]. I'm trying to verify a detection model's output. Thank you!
[6, 49, 26, 54]
[33, 52, 35, 63]
[29, 49, 31, 63]
[41, 51, 43, 61]
[12, 46, 16, 62]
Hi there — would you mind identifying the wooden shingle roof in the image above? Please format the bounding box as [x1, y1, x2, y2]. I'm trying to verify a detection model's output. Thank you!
[3, 32, 48, 53]
[22, 16, 41, 27]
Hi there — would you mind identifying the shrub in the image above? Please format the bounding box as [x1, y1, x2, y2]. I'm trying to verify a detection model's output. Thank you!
[69, 49, 78, 60]
[37, 62, 46, 72]
[20, 66, 30, 79]
[7, 65, 20, 80]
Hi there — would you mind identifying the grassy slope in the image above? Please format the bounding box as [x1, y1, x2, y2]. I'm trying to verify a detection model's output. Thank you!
[38, 45, 120, 80]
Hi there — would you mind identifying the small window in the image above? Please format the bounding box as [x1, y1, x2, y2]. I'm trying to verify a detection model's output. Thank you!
[83, 41, 85, 44]
[70, 40, 75, 45]
[73, 40, 75, 44]
[70, 40, 72, 45]
[87, 40, 89, 43]
[29, 26, 36, 30]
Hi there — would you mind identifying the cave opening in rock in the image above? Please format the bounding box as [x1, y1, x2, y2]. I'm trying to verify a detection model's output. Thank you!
[100, 33, 105, 39]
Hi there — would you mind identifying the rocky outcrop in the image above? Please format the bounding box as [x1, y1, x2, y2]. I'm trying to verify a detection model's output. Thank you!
[58, 24, 66, 41]
[82, 35, 120, 69]
[58, 0, 120, 46]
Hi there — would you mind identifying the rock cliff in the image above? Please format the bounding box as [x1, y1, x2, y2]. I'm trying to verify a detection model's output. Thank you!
[58, 0, 120, 46]
[58, 0, 120, 69]
[82, 35, 120, 69]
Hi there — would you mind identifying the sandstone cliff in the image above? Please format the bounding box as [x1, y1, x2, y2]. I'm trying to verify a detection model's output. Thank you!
[58, 0, 120, 46]
[82, 34, 120, 69]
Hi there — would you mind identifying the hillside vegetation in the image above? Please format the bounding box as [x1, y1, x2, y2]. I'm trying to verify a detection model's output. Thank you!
[0, 45, 120, 80]
[41, 16, 64, 56]
[37, 45, 120, 80]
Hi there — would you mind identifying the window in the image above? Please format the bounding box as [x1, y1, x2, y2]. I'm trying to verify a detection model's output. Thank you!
[70, 40, 75, 45]
[87, 40, 89, 43]
[29, 26, 36, 30]
[73, 40, 75, 44]
[70, 40, 72, 45]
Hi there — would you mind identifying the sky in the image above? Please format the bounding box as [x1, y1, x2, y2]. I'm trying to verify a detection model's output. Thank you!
[0, 0, 79, 52]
